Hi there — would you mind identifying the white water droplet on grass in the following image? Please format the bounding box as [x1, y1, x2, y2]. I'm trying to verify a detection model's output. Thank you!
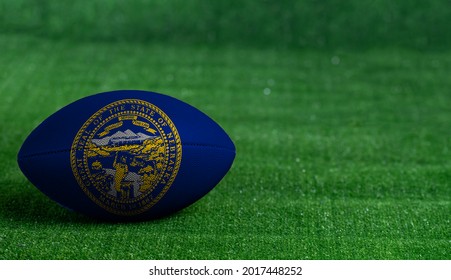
[263, 88, 271, 95]
[331, 56, 340, 65]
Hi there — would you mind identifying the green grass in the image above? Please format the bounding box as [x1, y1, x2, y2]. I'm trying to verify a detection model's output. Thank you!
[0, 34, 450, 259]
[1, 0, 451, 50]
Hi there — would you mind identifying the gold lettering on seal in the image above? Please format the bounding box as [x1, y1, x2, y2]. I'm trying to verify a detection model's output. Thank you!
[97, 121, 123, 137]
[132, 120, 157, 134]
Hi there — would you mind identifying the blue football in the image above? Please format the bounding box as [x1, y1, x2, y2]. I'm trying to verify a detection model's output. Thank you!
[18, 90, 235, 221]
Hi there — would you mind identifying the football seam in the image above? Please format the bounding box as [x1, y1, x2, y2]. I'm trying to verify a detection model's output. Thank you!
[18, 143, 235, 159]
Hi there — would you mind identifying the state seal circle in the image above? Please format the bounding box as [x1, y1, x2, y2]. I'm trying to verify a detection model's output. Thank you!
[70, 99, 182, 216]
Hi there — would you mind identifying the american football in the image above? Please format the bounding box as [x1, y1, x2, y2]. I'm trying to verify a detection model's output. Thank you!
[17, 90, 235, 221]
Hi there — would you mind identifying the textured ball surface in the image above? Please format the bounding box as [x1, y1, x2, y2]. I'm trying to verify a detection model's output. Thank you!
[18, 90, 235, 221]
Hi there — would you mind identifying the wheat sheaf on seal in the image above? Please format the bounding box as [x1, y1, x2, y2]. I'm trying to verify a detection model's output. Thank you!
[70, 99, 182, 216]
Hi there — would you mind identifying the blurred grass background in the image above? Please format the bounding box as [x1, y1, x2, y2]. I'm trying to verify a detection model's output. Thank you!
[1, 0, 451, 50]
[0, 0, 450, 259]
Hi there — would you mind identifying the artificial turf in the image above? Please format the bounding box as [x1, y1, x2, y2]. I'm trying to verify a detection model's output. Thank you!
[0, 33, 449, 259]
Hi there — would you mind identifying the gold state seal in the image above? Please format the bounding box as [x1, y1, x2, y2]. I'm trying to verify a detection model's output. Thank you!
[70, 99, 182, 216]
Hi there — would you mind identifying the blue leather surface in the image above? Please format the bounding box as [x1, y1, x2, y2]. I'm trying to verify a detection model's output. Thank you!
[18, 90, 235, 220]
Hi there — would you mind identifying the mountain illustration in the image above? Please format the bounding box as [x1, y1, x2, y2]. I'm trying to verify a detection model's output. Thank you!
[92, 129, 156, 146]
